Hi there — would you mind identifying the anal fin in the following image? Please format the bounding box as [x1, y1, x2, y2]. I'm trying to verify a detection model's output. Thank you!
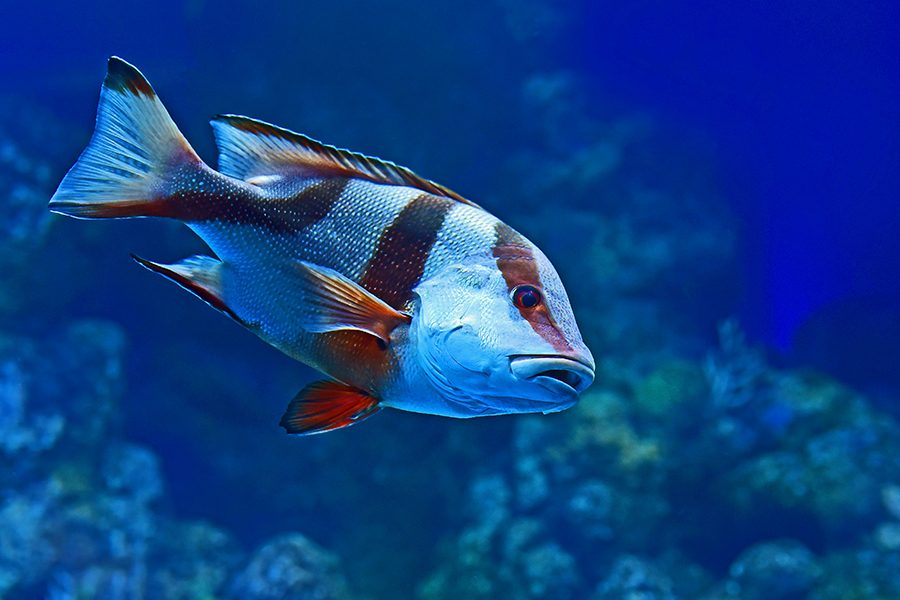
[132, 254, 242, 324]
[280, 380, 380, 435]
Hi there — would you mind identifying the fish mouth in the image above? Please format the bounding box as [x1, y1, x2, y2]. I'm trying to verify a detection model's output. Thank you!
[509, 355, 595, 397]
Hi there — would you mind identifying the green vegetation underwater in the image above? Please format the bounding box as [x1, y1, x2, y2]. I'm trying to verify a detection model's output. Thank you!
[1, 1, 899, 599]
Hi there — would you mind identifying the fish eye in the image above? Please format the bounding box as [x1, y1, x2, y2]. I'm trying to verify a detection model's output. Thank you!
[511, 285, 542, 310]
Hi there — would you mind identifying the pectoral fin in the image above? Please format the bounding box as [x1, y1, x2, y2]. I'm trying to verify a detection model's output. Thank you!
[293, 260, 410, 346]
[280, 380, 380, 435]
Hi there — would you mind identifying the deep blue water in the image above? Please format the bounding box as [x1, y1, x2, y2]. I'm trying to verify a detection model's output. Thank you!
[4, 2, 897, 360]
[575, 2, 900, 360]
[1, 2, 899, 599]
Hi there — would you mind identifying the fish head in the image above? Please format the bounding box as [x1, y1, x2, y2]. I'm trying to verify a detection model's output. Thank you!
[412, 246, 594, 416]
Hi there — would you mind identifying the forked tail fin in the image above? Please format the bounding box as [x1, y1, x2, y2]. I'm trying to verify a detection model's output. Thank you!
[49, 57, 204, 219]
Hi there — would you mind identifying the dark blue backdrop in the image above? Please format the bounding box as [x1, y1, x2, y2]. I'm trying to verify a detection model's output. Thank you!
[573, 1, 899, 363]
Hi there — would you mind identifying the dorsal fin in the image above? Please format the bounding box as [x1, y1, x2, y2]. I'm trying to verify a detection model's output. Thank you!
[210, 114, 478, 206]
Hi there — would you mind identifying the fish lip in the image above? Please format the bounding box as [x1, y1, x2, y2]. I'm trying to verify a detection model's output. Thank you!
[509, 355, 595, 397]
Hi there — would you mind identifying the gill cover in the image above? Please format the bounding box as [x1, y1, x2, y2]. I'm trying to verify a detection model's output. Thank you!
[412, 257, 573, 415]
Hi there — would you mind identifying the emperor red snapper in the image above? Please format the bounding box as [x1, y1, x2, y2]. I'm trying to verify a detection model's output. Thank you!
[49, 57, 595, 435]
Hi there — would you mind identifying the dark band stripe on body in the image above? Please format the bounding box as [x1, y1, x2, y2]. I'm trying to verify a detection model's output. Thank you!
[492, 222, 572, 353]
[360, 193, 455, 309]
[168, 174, 350, 235]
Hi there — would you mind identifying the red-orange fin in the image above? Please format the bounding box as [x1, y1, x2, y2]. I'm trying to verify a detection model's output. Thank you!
[132, 254, 242, 324]
[210, 114, 480, 207]
[293, 260, 410, 346]
[280, 380, 381, 435]
[49, 57, 202, 220]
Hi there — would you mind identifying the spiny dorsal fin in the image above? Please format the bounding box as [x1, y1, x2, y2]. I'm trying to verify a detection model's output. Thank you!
[210, 114, 479, 207]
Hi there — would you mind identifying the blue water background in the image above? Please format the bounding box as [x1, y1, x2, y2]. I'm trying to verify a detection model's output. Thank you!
[1, 1, 898, 598]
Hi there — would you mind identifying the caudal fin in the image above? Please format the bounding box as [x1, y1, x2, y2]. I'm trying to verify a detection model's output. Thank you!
[49, 57, 203, 219]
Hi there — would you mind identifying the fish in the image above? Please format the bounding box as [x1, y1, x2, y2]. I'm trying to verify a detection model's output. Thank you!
[48, 57, 595, 436]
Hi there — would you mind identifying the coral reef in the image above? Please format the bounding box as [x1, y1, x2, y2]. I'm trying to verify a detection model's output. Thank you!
[228, 534, 349, 600]
[592, 555, 678, 600]
[0, 321, 353, 599]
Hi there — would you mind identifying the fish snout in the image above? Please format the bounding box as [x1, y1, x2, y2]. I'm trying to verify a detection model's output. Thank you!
[509, 354, 595, 397]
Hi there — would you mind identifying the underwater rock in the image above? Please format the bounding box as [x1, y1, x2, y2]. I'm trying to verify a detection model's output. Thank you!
[513, 417, 555, 510]
[875, 522, 900, 551]
[633, 359, 708, 418]
[565, 480, 615, 540]
[469, 473, 513, 527]
[11, 464, 241, 599]
[228, 533, 350, 600]
[723, 384, 900, 533]
[0, 319, 250, 599]
[725, 540, 821, 600]
[639, 323, 900, 549]
[46, 497, 241, 600]
[882, 484, 900, 520]
[101, 443, 164, 506]
[0, 320, 128, 596]
[704, 320, 767, 411]
[592, 555, 678, 600]
[503, 519, 580, 600]
[420, 517, 580, 600]
[0, 480, 60, 595]
[0, 321, 125, 488]
[146, 521, 243, 600]
[419, 472, 581, 600]
[810, 539, 900, 600]
[875, 485, 900, 551]
[0, 357, 63, 459]
[36, 510, 240, 600]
